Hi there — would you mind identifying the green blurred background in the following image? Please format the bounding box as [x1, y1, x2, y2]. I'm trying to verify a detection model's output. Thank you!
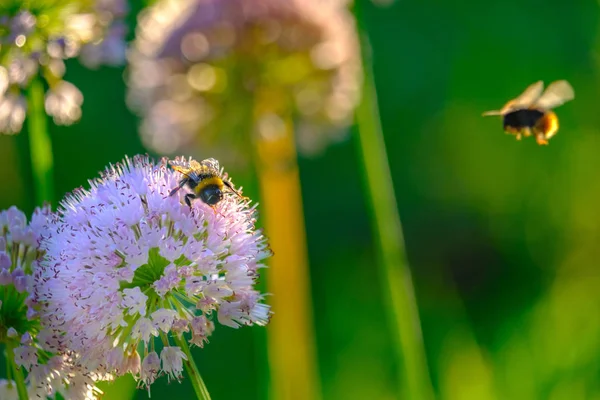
[2, 0, 600, 399]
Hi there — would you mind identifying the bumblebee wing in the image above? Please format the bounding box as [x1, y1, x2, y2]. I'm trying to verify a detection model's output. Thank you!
[500, 80, 544, 113]
[200, 158, 220, 170]
[482, 109, 504, 116]
[200, 158, 222, 175]
[533, 80, 574, 110]
[482, 81, 544, 116]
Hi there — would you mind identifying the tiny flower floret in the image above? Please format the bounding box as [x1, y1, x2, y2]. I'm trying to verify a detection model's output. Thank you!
[160, 346, 187, 382]
[36, 155, 272, 388]
[140, 351, 160, 388]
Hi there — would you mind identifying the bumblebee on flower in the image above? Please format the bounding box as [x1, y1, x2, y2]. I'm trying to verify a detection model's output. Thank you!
[35, 155, 273, 393]
[168, 156, 247, 208]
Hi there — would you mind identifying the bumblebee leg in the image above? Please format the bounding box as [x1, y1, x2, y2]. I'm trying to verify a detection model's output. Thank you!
[184, 193, 196, 208]
[535, 133, 549, 145]
[522, 127, 532, 137]
[505, 127, 521, 140]
[210, 205, 225, 217]
[169, 179, 187, 197]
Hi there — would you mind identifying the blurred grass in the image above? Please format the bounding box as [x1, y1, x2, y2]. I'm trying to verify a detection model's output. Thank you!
[1, 0, 600, 399]
[97, 377, 137, 400]
[353, 4, 434, 397]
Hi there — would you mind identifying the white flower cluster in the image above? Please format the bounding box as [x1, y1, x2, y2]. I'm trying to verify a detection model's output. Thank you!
[0, 0, 128, 134]
[0, 206, 108, 400]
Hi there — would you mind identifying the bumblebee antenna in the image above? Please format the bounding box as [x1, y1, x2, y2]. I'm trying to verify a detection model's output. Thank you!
[223, 180, 247, 200]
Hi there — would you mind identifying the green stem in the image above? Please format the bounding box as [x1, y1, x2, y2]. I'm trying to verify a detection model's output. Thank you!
[7, 343, 29, 400]
[353, 3, 434, 399]
[174, 335, 211, 400]
[5, 346, 13, 382]
[26, 78, 54, 206]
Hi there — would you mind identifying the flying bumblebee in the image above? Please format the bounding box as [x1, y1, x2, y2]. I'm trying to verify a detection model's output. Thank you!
[482, 80, 574, 145]
[168, 157, 244, 208]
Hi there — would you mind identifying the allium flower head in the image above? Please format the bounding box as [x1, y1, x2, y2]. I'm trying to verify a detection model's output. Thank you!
[0, 206, 105, 400]
[127, 0, 361, 161]
[36, 155, 272, 390]
[0, 0, 129, 134]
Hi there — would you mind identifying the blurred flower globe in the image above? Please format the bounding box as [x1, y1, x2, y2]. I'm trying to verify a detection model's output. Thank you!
[0, 206, 106, 400]
[0, 0, 128, 134]
[127, 0, 361, 162]
[35, 155, 272, 391]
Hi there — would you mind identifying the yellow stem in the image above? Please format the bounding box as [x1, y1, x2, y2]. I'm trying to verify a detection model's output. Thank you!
[253, 110, 321, 400]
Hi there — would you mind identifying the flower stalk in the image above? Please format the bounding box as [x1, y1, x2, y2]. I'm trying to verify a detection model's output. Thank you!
[174, 336, 211, 400]
[26, 78, 54, 205]
[353, 4, 434, 399]
[6, 343, 28, 400]
[253, 103, 321, 400]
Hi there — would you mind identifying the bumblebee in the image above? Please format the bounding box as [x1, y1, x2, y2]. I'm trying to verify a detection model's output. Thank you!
[482, 80, 574, 145]
[168, 157, 244, 208]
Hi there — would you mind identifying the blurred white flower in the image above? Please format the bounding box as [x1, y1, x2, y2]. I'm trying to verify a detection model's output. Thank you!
[6, 55, 38, 87]
[0, 93, 27, 134]
[80, 21, 129, 68]
[80, 0, 130, 68]
[45, 81, 84, 125]
[127, 0, 361, 161]
[0, 0, 129, 134]
[0, 67, 9, 95]
[35, 155, 272, 390]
